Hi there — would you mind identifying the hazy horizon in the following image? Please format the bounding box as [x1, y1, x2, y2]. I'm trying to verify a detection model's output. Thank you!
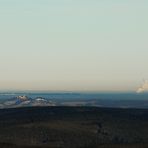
[0, 0, 148, 92]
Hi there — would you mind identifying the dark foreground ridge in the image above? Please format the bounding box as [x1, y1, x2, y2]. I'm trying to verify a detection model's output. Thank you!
[0, 106, 148, 148]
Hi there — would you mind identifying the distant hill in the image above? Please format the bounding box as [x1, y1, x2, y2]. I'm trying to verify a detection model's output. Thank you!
[1, 94, 148, 109]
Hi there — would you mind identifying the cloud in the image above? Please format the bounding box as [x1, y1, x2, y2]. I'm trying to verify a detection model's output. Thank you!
[137, 80, 148, 93]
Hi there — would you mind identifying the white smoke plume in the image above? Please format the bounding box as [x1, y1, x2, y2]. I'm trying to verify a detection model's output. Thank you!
[137, 80, 148, 93]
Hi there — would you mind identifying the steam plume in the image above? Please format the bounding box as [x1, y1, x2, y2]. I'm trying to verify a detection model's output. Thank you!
[137, 80, 148, 93]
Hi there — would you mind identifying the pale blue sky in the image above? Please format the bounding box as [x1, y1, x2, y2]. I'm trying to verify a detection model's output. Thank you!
[0, 0, 148, 91]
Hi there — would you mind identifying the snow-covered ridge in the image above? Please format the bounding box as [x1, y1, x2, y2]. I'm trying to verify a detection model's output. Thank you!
[0, 96, 56, 108]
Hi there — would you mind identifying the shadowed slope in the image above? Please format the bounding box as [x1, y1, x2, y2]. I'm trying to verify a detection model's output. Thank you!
[0, 106, 148, 148]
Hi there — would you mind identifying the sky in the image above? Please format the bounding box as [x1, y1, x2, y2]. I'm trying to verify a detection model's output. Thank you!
[0, 0, 148, 91]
